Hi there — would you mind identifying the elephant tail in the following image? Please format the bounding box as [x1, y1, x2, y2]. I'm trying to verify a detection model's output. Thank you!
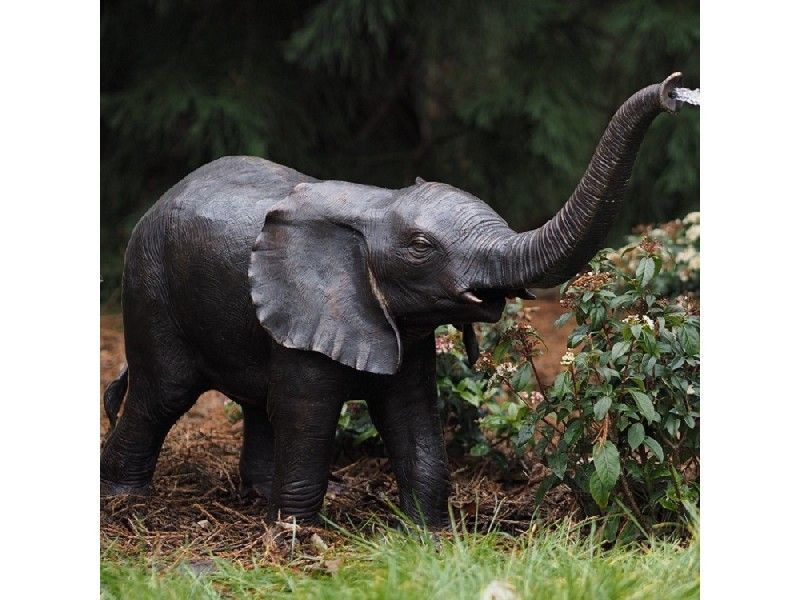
[103, 366, 129, 428]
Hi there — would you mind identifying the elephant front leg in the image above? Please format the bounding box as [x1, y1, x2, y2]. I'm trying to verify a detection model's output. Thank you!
[367, 334, 450, 528]
[266, 346, 351, 523]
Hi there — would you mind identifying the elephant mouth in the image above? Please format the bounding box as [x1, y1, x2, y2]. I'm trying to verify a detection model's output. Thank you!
[459, 288, 508, 321]
[469, 288, 507, 303]
[458, 287, 539, 322]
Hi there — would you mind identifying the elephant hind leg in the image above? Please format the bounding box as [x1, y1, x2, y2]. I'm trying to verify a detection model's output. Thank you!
[100, 370, 203, 496]
[237, 401, 276, 499]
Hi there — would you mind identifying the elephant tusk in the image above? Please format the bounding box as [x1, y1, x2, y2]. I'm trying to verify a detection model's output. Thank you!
[460, 291, 483, 304]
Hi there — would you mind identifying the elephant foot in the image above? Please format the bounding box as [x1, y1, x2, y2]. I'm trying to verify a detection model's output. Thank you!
[100, 480, 154, 498]
[239, 481, 272, 500]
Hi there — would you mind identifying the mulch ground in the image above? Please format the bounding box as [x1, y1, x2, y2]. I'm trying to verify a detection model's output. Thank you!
[100, 294, 574, 566]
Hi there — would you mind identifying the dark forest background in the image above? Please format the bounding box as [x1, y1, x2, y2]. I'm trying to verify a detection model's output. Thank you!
[101, 0, 699, 305]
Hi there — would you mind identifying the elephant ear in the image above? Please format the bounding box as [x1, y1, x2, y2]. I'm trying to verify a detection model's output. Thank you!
[249, 182, 401, 374]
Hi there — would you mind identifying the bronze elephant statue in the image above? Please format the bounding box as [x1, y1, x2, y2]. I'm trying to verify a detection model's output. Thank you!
[101, 73, 688, 527]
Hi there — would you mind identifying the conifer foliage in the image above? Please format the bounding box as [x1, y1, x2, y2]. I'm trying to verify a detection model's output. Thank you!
[101, 0, 698, 302]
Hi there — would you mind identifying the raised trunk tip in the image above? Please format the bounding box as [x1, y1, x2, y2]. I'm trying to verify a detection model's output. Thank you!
[498, 72, 688, 290]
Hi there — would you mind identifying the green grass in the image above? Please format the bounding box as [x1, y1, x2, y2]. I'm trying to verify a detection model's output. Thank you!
[101, 521, 699, 599]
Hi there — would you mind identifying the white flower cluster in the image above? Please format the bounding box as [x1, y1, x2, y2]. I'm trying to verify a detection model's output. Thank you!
[495, 362, 518, 378]
[676, 247, 698, 263]
[675, 245, 700, 282]
[560, 350, 575, 366]
[435, 335, 456, 354]
[623, 314, 655, 330]
[683, 211, 700, 226]
[517, 390, 545, 404]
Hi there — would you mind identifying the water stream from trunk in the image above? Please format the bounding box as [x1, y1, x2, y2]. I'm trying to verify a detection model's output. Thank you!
[671, 87, 700, 106]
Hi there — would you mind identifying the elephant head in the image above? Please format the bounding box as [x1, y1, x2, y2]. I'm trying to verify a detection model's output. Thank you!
[250, 73, 686, 375]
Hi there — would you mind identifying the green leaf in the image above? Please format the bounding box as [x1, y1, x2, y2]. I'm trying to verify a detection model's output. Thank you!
[628, 376, 646, 390]
[554, 311, 574, 328]
[611, 341, 631, 363]
[641, 332, 659, 357]
[593, 440, 620, 490]
[516, 422, 534, 447]
[492, 339, 511, 363]
[548, 450, 568, 479]
[617, 414, 629, 431]
[669, 356, 685, 371]
[589, 471, 610, 510]
[643, 436, 665, 462]
[678, 325, 700, 355]
[636, 257, 656, 287]
[652, 254, 663, 276]
[603, 514, 621, 541]
[567, 325, 589, 348]
[459, 390, 482, 407]
[610, 294, 633, 309]
[665, 414, 680, 437]
[563, 420, 584, 447]
[629, 390, 659, 424]
[533, 474, 558, 508]
[593, 396, 612, 421]
[512, 362, 533, 391]
[552, 371, 571, 398]
[354, 426, 378, 445]
[627, 423, 645, 449]
[597, 367, 621, 381]
[589, 306, 605, 329]
[469, 443, 489, 457]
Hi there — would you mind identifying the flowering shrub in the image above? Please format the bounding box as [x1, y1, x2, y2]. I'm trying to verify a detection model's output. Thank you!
[433, 212, 701, 537]
[537, 247, 698, 535]
[608, 211, 700, 297]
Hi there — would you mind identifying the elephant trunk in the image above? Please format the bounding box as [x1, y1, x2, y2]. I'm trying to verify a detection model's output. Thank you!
[496, 72, 684, 290]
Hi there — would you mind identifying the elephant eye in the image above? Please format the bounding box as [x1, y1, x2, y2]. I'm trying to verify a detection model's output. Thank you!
[409, 233, 434, 257]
